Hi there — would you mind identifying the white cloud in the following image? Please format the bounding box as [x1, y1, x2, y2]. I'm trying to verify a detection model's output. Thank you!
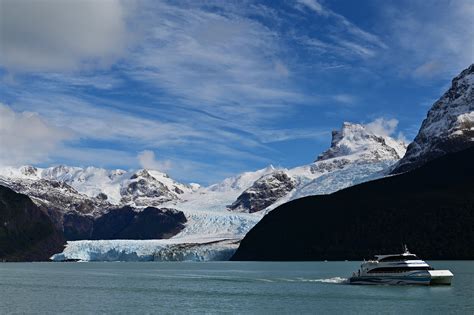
[137, 150, 172, 172]
[0, 103, 73, 166]
[364, 118, 399, 137]
[0, 0, 129, 72]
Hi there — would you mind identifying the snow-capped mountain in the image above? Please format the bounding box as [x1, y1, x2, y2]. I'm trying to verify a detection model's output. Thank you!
[0, 165, 196, 211]
[227, 122, 407, 213]
[393, 64, 474, 173]
[0, 166, 111, 219]
[316, 122, 406, 164]
[120, 169, 194, 206]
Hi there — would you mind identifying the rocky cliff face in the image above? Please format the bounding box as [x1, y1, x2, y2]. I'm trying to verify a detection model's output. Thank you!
[0, 185, 65, 261]
[227, 171, 296, 213]
[393, 64, 474, 173]
[64, 207, 187, 241]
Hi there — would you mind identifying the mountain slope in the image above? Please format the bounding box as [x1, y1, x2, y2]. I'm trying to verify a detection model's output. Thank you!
[232, 147, 474, 261]
[393, 64, 474, 173]
[0, 185, 65, 261]
[228, 122, 406, 213]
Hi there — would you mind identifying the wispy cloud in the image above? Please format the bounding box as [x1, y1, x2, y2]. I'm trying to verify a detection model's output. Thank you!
[332, 94, 356, 105]
[125, 1, 305, 117]
[382, 0, 474, 78]
[296, 0, 387, 60]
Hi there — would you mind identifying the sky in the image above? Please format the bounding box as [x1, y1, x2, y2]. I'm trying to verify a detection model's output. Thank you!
[0, 0, 473, 184]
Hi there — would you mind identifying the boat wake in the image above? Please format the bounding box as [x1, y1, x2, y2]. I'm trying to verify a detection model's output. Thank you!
[298, 277, 348, 284]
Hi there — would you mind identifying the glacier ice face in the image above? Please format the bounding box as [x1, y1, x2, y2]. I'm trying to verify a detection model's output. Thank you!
[51, 238, 240, 262]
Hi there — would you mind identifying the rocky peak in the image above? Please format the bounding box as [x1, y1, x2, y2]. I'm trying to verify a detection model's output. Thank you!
[41, 165, 74, 179]
[20, 166, 38, 177]
[227, 170, 296, 213]
[316, 122, 407, 163]
[130, 169, 153, 180]
[393, 64, 474, 173]
[208, 165, 277, 193]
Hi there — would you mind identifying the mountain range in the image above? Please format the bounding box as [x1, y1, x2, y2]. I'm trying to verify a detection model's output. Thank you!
[0, 121, 405, 261]
[1, 63, 472, 261]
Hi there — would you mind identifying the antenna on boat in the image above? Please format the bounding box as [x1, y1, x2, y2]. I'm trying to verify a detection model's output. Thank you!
[403, 244, 410, 254]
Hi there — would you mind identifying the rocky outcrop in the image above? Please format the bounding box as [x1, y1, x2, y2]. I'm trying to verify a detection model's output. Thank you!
[227, 171, 296, 213]
[393, 64, 474, 173]
[120, 170, 183, 206]
[0, 185, 65, 261]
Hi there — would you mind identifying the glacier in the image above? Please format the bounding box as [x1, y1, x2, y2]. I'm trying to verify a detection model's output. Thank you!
[51, 237, 240, 262]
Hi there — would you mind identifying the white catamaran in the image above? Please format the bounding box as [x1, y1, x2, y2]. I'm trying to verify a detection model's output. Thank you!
[349, 246, 453, 285]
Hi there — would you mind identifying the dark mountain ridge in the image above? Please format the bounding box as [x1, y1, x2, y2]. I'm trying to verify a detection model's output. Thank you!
[0, 185, 65, 261]
[231, 147, 474, 261]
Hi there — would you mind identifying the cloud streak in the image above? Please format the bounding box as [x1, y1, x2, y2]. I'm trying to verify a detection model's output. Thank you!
[382, 0, 474, 78]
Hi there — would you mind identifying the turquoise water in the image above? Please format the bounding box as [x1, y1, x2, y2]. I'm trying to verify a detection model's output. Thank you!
[0, 261, 473, 314]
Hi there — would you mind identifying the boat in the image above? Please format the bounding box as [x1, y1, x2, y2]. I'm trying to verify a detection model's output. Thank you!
[349, 246, 453, 285]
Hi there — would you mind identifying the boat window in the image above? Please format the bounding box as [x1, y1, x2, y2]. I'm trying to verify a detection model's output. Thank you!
[367, 266, 430, 273]
[378, 255, 419, 262]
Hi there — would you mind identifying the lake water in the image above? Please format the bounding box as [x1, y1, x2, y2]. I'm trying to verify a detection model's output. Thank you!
[0, 261, 473, 314]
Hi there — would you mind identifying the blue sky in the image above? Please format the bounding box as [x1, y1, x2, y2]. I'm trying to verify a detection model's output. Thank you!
[0, 0, 473, 184]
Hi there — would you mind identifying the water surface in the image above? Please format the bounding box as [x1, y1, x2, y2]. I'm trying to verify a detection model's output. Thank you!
[0, 261, 472, 314]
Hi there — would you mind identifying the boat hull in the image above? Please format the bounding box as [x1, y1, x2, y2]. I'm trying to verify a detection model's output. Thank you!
[349, 270, 453, 285]
[349, 275, 431, 285]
